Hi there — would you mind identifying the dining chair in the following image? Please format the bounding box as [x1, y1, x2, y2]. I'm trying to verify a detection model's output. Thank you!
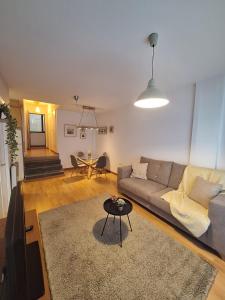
[76, 151, 85, 158]
[70, 155, 87, 177]
[76, 151, 85, 166]
[92, 155, 107, 178]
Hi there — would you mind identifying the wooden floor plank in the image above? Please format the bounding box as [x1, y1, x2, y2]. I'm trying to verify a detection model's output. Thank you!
[25, 148, 58, 158]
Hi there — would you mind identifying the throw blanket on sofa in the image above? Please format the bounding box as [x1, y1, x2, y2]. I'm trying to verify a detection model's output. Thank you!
[162, 165, 225, 237]
[162, 190, 210, 237]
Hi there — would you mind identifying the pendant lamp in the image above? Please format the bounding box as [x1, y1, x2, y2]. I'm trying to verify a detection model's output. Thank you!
[134, 33, 169, 108]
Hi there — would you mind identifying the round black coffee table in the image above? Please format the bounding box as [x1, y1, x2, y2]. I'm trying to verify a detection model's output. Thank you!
[101, 198, 133, 247]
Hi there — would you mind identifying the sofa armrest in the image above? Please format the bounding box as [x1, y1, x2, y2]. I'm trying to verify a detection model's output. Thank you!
[208, 193, 225, 257]
[117, 165, 132, 181]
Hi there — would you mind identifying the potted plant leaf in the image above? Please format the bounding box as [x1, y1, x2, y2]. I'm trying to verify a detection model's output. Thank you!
[0, 103, 7, 119]
[116, 198, 126, 211]
[0, 103, 18, 164]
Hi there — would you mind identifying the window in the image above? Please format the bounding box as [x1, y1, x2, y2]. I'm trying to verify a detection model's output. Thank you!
[29, 113, 45, 133]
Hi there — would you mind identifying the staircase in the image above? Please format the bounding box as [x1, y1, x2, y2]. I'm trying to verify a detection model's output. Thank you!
[24, 155, 64, 180]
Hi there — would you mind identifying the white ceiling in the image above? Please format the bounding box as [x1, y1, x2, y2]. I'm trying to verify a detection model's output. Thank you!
[0, 0, 225, 110]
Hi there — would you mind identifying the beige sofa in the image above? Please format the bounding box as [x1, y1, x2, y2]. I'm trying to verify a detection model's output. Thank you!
[117, 156, 225, 259]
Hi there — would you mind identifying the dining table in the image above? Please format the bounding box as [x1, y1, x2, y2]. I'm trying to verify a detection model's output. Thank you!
[77, 156, 98, 179]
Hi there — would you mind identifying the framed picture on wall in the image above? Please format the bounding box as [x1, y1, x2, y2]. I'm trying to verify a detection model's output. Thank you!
[109, 126, 114, 133]
[64, 124, 77, 137]
[98, 127, 107, 135]
[80, 129, 86, 139]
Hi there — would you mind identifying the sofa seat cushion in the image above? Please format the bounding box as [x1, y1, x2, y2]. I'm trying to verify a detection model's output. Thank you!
[119, 178, 166, 201]
[140, 157, 172, 186]
[149, 188, 173, 215]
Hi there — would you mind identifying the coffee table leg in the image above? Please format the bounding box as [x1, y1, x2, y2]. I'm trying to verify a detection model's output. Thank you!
[113, 215, 115, 224]
[120, 215, 122, 247]
[101, 213, 109, 236]
[127, 214, 132, 232]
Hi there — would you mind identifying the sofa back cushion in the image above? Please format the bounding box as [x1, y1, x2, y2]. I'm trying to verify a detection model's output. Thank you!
[168, 162, 186, 189]
[179, 165, 225, 195]
[188, 176, 222, 208]
[140, 157, 172, 186]
[140, 157, 151, 180]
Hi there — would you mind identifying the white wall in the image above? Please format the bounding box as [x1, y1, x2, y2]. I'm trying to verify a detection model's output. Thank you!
[190, 75, 225, 169]
[30, 132, 46, 146]
[0, 73, 9, 103]
[57, 109, 96, 168]
[96, 84, 195, 173]
[47, 107, 57, 152]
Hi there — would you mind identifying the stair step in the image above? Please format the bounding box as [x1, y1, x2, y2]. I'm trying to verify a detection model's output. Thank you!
[24, 159, 61, 167]
[24, 170, 64, 180]
[25, 164, 63, 175]
[26, 161, 62, 170]
[24, 155, 59, 162]
[24, 155, 64, 179]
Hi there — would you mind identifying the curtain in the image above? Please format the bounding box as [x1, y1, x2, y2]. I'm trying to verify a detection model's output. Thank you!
[190, 75, 225, 169]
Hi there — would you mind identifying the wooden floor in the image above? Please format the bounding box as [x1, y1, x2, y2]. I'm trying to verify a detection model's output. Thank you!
[22, 171, 225, 300]
[25, 148, 58, 158]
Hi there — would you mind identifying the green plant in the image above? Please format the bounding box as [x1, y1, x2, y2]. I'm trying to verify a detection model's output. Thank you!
[116, 198, 126, 206]
[0, 103, 18, 163]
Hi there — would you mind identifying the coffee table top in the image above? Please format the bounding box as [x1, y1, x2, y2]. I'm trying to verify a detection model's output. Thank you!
[103, 198, 133, 216]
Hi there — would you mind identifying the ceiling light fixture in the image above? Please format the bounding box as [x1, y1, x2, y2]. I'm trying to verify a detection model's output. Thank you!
[74, 96, 101, 130]
[0, 97, 5, 104]
[35, 106, 40, 113]
[134, 33, 169, 109]
[77, 105, 99, 130]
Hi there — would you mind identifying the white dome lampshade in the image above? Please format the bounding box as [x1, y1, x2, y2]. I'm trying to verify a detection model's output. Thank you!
[134, 33, 169, 109]
[134, 79, 169, 108]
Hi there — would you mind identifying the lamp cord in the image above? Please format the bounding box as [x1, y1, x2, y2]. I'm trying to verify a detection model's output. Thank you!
[152, 45, 155, 80]
[78, 107, 84, 126]
[94, 110, 98, 127]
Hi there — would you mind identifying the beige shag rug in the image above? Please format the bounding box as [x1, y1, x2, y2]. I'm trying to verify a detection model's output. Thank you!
[39, 195, 216, 300]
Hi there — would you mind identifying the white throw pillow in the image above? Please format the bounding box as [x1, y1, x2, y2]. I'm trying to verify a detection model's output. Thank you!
[130, 163, 148, 180]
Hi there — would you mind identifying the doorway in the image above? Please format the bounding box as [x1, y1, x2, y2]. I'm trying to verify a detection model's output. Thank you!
[29, 113, 46, 147]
